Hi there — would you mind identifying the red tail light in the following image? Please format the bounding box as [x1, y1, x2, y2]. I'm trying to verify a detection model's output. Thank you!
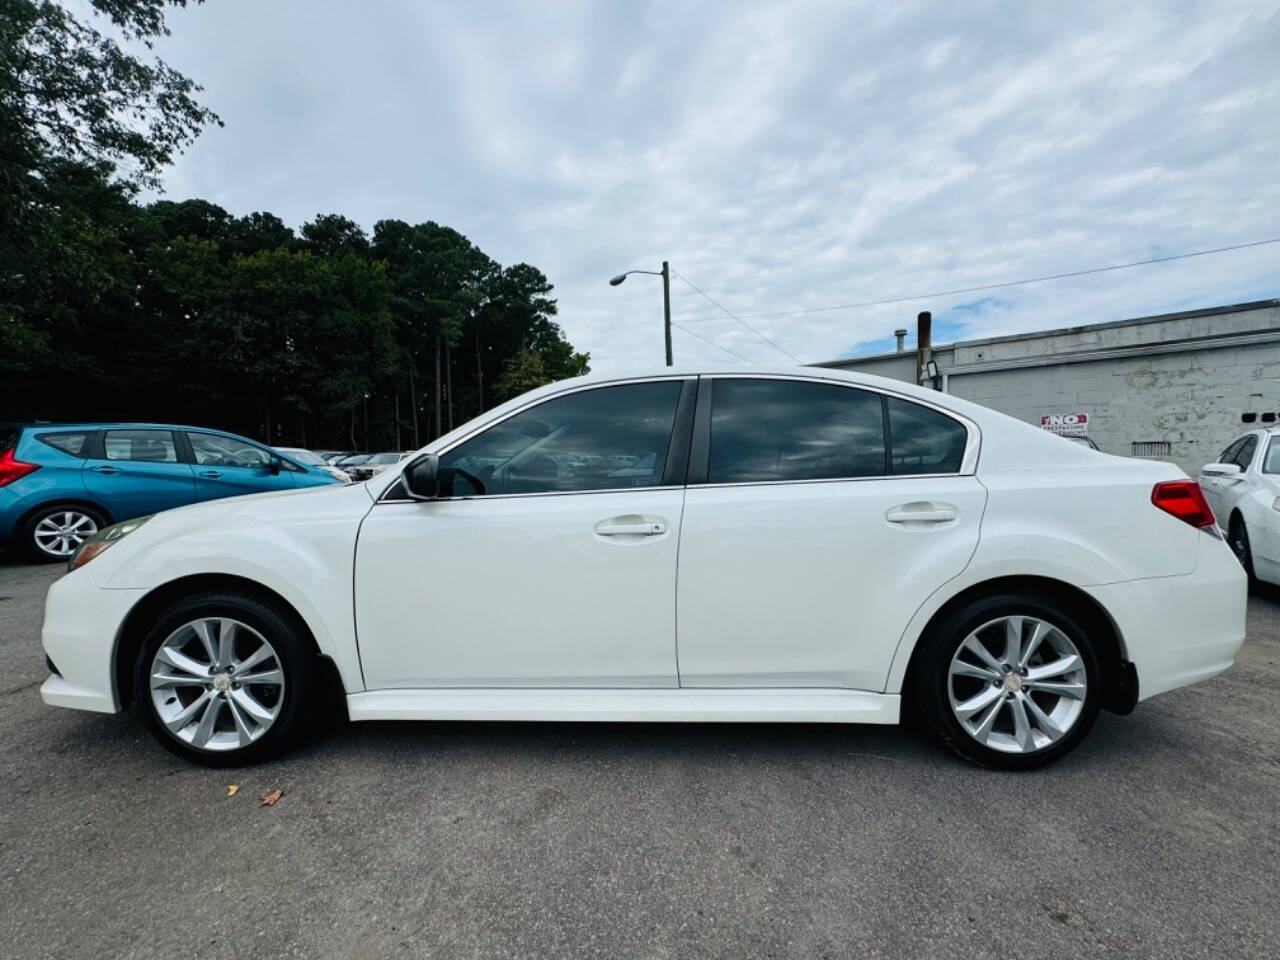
[0, 447, 40, 488]
[1151, 480, 1216, 529]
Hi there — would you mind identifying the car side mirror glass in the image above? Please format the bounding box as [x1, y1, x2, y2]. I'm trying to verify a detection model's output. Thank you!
[404, 453, 440, 500]
[1201, 462, 1241, 477]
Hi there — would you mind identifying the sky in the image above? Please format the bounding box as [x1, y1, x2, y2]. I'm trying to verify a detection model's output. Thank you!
[137, 0, 1280, 372]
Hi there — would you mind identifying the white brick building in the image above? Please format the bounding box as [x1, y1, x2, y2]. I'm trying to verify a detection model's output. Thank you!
[815, 299, 1280, 475]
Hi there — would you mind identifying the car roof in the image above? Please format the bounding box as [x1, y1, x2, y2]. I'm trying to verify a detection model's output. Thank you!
[15, 422, 264, 440]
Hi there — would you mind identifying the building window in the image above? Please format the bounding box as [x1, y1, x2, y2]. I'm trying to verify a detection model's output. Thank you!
[1131, 441, 1171, 458]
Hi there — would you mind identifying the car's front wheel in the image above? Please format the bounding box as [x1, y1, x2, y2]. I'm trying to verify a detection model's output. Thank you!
[913, 593, 1102, 769]
[134, 591, 317, 766]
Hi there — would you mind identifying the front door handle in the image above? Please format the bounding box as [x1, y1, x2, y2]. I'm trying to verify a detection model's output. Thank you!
[89, 465, 121, 475]
[886, 502, 957, 524]
[595, 516, 667, 537]
[199, 470, 223, 479]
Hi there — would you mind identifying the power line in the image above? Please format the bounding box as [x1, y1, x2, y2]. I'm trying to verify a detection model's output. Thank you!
[734, 237, 1280, 320]
[672, 271, 802, 362]
[670, 320, 755, 363]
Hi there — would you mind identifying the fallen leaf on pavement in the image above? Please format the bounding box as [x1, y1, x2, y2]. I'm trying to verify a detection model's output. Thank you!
[261, 787, 283, 807]
[227, 784, 239, 797]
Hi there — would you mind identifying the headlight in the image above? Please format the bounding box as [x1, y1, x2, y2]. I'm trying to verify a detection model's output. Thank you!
[69, 515, 152, 572]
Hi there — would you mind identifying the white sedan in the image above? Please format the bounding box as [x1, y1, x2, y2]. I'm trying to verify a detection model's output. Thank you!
[40, 368, 1246, 769]
[1199, 428, 1280, 586]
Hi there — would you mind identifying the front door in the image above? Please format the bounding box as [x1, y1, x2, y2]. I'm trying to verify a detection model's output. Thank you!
[81, 428, 197, 520]
[355, 378, 694, 689]
[185, 431, 297, 501]
[676, 377, 987, 691]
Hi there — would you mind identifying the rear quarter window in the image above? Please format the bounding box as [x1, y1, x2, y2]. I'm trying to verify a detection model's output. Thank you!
[37, 432, 92, 457]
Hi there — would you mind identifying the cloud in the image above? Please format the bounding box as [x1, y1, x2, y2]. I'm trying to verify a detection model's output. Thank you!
[148, 0, 1280, 370]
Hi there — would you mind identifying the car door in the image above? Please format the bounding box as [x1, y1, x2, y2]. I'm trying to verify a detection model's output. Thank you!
[81, 428, 197, 520]
[354, 378, 694, 689]
[185, 431, 297, 500]
[675, 376, 987, 691]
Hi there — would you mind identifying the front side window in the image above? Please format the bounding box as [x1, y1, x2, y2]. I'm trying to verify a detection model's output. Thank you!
[709, 379, 886, 484]
[103, 429, 177, 463]
[886, 395, 968, 475]
[1231, 435, 1258, 471]
[189, 433, 271, 468]
[1219, 438, 1245, 464]
[439, 381, 683, 496]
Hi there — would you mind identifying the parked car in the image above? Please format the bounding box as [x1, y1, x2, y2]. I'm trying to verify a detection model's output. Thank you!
[333, 453, 371, 472]
[1199, 428, 1280, 585]
[0, 423, 343, 561]
[346, 451, 411, 481]
[273, 447, 352, 484]
[322, 451, 359, 465]
[39, 369, 1245, 769]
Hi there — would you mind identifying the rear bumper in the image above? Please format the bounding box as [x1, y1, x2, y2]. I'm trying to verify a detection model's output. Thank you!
[39, 569, 144, 714]
[1085, 532, 1247, 701]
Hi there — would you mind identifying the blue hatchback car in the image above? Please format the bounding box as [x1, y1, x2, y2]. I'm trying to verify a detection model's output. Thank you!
[0, 423, 343, 561]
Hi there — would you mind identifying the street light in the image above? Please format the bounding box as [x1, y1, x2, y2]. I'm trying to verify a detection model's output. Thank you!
[608, 260, 673, 366]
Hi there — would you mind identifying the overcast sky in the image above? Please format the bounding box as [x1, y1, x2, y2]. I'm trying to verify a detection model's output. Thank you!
[144, 0, 1280, 372]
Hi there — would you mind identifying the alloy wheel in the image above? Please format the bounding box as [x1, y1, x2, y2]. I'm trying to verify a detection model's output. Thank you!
[33, 510, 99, 558]
[947, 615, 1087, 755]
[149, 617, 285, 752]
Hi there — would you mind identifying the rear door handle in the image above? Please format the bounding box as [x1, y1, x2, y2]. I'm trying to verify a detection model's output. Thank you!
[199, 470, 223, 479]
[89, 465, 120, 475]
[595, 516, 667, 537]
[886, 502, 957, 524]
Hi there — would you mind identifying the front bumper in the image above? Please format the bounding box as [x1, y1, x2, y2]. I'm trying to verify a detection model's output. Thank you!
[39, 569, 145, 714]
[1085, 531, 1247, 701]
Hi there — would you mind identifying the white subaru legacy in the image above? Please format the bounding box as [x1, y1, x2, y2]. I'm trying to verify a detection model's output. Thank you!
[40, 369, 1246, 769]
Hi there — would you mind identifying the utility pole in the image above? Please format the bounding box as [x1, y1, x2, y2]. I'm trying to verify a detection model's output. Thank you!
[610, 261, 674, 366]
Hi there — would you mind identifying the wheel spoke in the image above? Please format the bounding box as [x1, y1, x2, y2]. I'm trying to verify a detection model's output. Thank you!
[234, 642, 273, 676]
[1018, 621, 1049, 669]
[1020, 693, 1064, 741]
[954, 685, 1003, 720]
[217, 619, 237, 668]
[69, 515, 93, 531]
[230, 687, 273, 724]
[962, 636, 1004, 673]
[225, 695, 255, 747]
[1002, 616, 1023, 666]
[1026, 655, 1082, 682]
[164, 692, 210, 733]
[1024, 679, 1086, 700]
[972, 696, 1004, 743]
[950, 660, 1000, 682]
[191, 621, 218, 665]
[237, 668, 283, 686]
[156, 645, 210, 679]
[191, 697, 223, 748]
[1010, 695, 1035, 752]
[151, 669, 207, 688]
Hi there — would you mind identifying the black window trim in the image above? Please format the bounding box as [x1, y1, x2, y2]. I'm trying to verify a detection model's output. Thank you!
[1232, 433, 1259, 472]
[686, 373, 979, 489]
[378, 375, 699, 504]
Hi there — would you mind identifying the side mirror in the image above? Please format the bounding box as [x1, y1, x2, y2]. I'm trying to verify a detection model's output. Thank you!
[403, 453, 440, 500]
[268, 456, 281, 476]
[1201, 462, 1241, 478]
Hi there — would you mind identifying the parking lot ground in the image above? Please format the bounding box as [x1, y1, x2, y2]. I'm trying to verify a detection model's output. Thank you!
[1, 551, 1278, 959]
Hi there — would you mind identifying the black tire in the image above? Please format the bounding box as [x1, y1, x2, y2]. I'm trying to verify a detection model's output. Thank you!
[133, 590, 318, 767]
[1228, 514, 1256, 585]
[23, 503, 107, 563]
[911, 592, 1103, 770]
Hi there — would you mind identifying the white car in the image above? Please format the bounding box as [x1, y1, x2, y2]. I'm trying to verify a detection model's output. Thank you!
[1199, 429, 1280, 585]
[273, 447, 352, 484]
[40, 368, 1246, 769]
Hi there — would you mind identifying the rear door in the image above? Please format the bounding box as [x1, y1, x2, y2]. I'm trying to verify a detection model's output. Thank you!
[675, 376, 986, 691]
[185, 431, 297, 500]
[82, 428, 197, 520]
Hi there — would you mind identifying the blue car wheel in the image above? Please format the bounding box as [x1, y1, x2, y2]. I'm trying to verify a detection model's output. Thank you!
[24, 504, 107, 562]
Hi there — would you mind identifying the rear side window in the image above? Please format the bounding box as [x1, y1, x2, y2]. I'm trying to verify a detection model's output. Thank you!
[37, 432, 91, 457]
[1264, 438, 1280, 475]
[886, 396, 968, 475]
[709, 379, 886, 483]
[103, 429, 178, 463]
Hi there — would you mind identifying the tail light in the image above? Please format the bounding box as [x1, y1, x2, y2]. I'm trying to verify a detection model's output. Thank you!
[0, 447, 40, 488]
[1151, 480, 1216, 529]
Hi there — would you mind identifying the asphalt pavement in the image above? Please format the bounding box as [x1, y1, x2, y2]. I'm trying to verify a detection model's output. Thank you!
[1, 550, 1278, 959]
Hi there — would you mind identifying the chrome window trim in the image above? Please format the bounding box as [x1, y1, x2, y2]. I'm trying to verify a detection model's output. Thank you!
[376, 375, 696, 504]
[699, 372, 981, 479]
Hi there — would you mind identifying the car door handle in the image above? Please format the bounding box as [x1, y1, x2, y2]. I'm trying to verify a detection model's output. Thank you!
[595, 516, 667, 537]
[198, 470, 223, 479]
[89, 465, 120, 475]
[886, 502, 957, 524]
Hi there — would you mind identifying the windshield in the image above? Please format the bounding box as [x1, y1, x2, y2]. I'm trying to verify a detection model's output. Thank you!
[280, 449, 326, 466]
[340, 454, 371, 466]
[369, 453, 401, 464]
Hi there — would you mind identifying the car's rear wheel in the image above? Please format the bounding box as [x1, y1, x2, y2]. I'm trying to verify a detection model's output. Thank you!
[913, 593, 1102, 770]
[134, 591, 316, 767]
[24, 505, 105, 562]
